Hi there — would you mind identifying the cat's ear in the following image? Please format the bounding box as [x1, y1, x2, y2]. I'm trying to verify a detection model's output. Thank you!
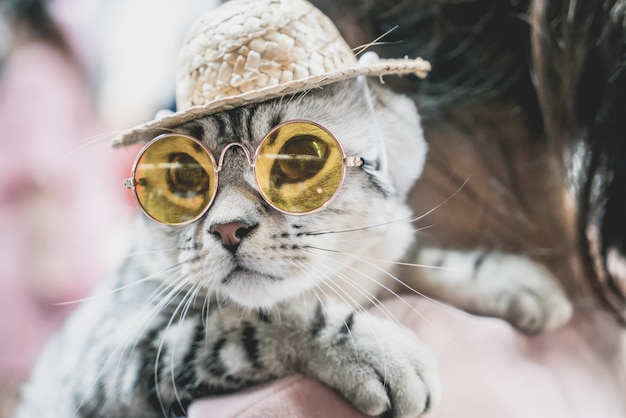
[354, 73, 399, 200]
[357, 104, 389, 176]
[357, 72, 428, 199]
[356, 54, 390, 177]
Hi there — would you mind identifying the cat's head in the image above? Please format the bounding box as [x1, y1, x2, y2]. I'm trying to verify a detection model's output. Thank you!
[132, 78, 426, 308]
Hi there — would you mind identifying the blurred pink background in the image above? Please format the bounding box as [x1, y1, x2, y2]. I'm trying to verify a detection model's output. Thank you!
[0, 0, 213, 414]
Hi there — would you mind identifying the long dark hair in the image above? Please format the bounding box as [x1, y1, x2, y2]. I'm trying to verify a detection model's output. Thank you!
[312, 0, 626, 325]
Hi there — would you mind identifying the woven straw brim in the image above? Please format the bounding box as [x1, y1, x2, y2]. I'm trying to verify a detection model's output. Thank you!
[112, 57, 430, 146]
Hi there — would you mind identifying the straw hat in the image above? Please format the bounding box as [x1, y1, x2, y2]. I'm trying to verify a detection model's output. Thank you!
[113, 0, 431, 146]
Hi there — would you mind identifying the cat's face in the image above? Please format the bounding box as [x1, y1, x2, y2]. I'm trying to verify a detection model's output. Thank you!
[133, 79, 427, 308]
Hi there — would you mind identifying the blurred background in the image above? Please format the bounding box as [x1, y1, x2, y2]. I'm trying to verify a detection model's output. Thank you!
[3, 1, 626, 417]
[0, 0, 216, 415]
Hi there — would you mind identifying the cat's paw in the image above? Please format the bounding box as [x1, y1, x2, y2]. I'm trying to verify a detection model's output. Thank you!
[414, 248, 573, 335]
[481, 255, 573, 334]
[309, 311, 441, 417]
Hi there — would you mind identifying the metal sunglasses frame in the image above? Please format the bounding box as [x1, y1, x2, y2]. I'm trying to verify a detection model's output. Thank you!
[123, 119, 364, 226]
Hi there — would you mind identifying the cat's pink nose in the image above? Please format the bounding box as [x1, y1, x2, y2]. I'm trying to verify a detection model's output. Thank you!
[209, 221, 257, 253]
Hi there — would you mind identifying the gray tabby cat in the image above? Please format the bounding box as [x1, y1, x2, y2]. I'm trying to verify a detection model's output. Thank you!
[17, 78, 440, 418]
[16, 0, 573, 417]
[16, 81, 571, 418]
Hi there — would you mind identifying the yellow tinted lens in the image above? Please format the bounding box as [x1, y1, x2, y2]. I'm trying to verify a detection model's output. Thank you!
[133, 135, 215, 225]
[255, 122, 344, 214]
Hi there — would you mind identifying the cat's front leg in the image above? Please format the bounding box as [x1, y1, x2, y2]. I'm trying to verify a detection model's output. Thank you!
[177, 299, 441, 417]
[148, 298, 440, 417]
[277, 300, 442, 418]
[404, 248, 573, 334]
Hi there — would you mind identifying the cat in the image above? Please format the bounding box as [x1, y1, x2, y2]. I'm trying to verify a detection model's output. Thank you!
[15, 78, 439, 417]
[15, 77, 573, 418]
[15, 1, 575, 417]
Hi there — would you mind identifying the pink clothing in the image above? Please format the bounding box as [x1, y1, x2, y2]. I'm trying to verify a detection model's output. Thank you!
[190, 296, 626, 418]
[0, 42, 126, 383]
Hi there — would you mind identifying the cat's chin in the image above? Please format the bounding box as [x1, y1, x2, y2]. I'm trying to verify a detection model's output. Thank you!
[220, 287, 297, 309]
[217, 269, 309, 309]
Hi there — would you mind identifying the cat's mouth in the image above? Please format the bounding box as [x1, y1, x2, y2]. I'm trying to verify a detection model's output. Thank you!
[220, 265, 283, 285]
[217, 264, 295, 308]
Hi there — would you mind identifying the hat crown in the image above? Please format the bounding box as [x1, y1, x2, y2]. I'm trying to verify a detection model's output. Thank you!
[113, 0, 429, 146]
[176, 0, 355, 110]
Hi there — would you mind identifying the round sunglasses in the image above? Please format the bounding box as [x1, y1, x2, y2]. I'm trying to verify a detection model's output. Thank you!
[123, 120, 364, 226]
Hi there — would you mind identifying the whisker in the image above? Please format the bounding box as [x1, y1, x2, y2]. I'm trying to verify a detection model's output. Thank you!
[70, 269, 190, 418]
[331, 270, 402, 329]
[310, 263, 393, 372]
[153, 276, 196, 416]
[286, 261, 358, 356]
[307, 258, 382, 312]
[201, 286, 214, 330]
[170, 280, 205, 414]
[292, 259, 396, 362]
[64, 130, 130, 158]
[305, 177, 469, 236]
[124, 246, 186, 257]
[122, 274, 191, 361]
[309, 280, 361, 355]
[327, 268, 399, 324]
[295, 259, 363, 313]
[307, 246, 451, 271]
[327, 223, 438, 246]
[309, 245, 454, 310]
[54, 258, 192, 306]
[304, 247, 462, 347]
